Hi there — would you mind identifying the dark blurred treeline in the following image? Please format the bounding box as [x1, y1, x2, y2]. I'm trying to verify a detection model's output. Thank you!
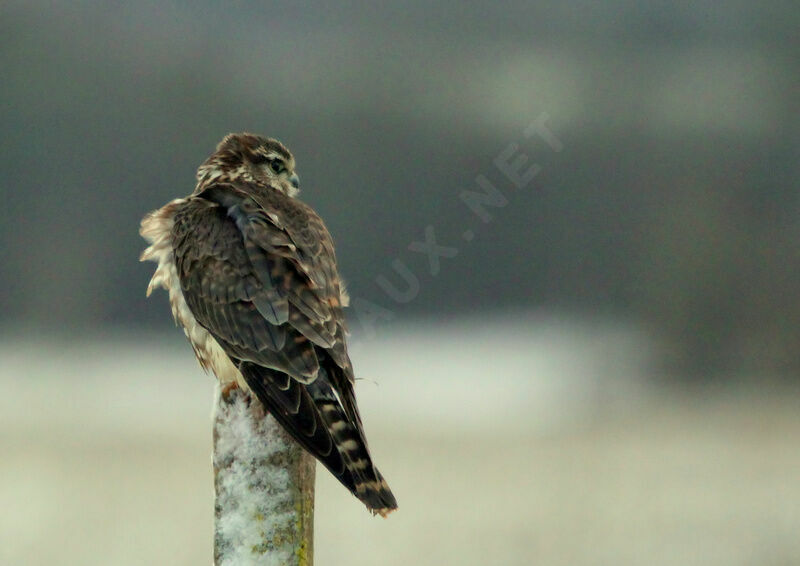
[1, 1, 798, 378]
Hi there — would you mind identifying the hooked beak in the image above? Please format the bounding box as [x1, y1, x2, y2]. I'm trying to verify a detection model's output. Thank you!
[289, 173, 300, 189]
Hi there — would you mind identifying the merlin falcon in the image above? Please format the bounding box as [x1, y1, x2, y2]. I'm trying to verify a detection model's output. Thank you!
[140, 133, 397, 516]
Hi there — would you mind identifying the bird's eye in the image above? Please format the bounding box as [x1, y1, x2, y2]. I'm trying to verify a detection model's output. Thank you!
[269, 159, 286, 175]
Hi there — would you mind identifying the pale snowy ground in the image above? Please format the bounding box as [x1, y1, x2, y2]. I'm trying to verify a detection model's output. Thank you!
[1, 315, 798, 565]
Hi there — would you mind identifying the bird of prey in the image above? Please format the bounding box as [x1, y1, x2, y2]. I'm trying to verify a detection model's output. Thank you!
[140, 133, 397, 516]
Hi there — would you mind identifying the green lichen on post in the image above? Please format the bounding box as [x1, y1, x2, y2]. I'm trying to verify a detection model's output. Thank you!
[294, 478, 315, 566]
[213, 385, 315, 565]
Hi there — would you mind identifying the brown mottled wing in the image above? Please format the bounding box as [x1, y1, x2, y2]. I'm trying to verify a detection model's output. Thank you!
[176, 183, 352, 382]
[172, 182, 396, 514]
[171, 195, 319, 380]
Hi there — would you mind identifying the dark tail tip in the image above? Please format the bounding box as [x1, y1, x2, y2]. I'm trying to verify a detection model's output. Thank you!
[355, 470, 398, 517]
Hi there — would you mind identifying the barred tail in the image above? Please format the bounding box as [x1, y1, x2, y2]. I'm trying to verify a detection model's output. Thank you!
[239, 362, 397, 516]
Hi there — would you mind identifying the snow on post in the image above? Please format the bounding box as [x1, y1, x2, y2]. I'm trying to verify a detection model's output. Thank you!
[213, 384, 315, 566]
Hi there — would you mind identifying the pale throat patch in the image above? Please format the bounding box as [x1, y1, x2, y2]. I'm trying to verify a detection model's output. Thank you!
[140, 199, 247, 390]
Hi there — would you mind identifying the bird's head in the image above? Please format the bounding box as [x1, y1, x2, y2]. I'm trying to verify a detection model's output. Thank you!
[196, 133, 300, 197]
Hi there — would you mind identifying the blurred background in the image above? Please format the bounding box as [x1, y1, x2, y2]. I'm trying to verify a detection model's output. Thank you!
[1, 1, 798, 564]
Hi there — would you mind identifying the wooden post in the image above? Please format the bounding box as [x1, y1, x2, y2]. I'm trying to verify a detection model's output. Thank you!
[213, 384, 315, 565]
